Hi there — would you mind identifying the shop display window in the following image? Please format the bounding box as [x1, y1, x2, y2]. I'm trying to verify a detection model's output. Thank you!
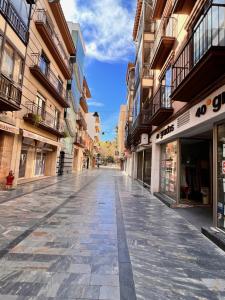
[217, 124, 225, 230]
[160, 141, 177, 200]
[35, 151, 46, 176]
[19, 149, 28, 178]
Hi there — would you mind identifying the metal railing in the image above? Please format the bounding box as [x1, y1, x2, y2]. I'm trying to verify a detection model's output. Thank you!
[144, 21, 155, 34]
[0, 73, 22, 106]
[24, 101, 64, 132]
[35, 9, 71, 71]
[151, 85, 172, 116]
[172, 2, 225, 92]
[74, 133, 85, 147]
[31, 53, 68, 101]
[142, 63, 154, 79]
[77, 111, 87, 130]
[151, 17, 177, 62]
[0, 0, 28, 43]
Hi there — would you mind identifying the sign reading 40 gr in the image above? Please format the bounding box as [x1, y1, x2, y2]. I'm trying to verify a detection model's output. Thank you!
[195, 92, 225, 118]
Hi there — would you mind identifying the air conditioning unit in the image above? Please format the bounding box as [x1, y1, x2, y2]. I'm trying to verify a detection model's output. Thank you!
[140, 133, 148, 145]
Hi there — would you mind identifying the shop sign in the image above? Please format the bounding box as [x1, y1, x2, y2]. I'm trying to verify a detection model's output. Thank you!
[195, 92, 225, 118]
[0, 121, 19, 134]
[22, 130, 61, 147]
[156, 125, 174, 139]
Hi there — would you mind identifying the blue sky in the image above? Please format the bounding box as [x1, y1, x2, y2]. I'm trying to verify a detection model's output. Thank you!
[61, 0, 136, 141]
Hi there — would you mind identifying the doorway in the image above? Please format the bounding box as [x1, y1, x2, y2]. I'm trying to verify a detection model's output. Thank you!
[180, 137, 212, 205]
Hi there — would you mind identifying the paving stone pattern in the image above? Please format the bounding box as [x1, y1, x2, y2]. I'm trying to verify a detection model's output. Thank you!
[0, 170, 225, 299]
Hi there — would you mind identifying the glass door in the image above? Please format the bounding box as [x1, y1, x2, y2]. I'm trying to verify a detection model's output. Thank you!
[143, 149, 152, 187]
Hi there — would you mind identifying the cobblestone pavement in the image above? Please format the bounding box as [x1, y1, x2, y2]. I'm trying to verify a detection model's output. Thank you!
[0, 170, 225, 299]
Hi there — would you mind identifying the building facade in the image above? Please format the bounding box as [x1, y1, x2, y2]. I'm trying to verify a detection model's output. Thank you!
[117, 105, 127, 169]
[125, 0, 225, 236]
[0, 0, 34, 186]
[86, 112, 101, 163]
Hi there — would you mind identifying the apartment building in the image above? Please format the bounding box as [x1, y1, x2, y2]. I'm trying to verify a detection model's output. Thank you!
[126, 0, 155, 187]
[124, 63, 135, 176]
[117, 105, 127, 159]
[126, 0, 225, 239]
[0, 0, 34, 186]
[12, 0, 76, 185]
[86, 112, 101, 160]
[67, 22, 92, 173]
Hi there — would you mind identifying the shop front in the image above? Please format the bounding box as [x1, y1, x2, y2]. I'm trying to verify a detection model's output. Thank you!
[17, 130, 60, 183]
[0, 121, 19, 186]
[151, 86, 225, 232]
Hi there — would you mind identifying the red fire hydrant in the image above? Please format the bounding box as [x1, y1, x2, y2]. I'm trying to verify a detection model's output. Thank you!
[6, 171, 14, 189]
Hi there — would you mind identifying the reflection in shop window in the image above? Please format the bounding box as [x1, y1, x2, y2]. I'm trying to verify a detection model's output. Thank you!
[160, 141, 177, 200]
[35, 151, 46, 176]
[19, 150, 27, 178]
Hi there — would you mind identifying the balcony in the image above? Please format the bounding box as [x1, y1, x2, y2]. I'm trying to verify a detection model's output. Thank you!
[0, 0, 28, 43]
[151, 17, 177, 69]
[35, 9, 72, 79]
[150, 85, 173, 126]
[142, 63, 154, 87]
[30, 54, 70, 108]
[76, 112, 87, 130]
[131, 109, 152, 140]
[23, 102, 64, 138]
[80, 97, 88, 113]
[74, 133, 85, 148]
[171, 3, 225, 102]
[152, 0, 167, 19]
[172, 0, 195, 14]
[0, 74, 22, 111]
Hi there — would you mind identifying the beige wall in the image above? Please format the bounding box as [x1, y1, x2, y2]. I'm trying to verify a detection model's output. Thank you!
[117, 105, 127, 157]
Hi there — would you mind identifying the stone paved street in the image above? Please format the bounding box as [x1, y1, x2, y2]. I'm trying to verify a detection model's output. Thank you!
[0, 170, 225, 299]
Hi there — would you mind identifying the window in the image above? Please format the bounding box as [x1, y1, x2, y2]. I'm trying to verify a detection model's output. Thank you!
[2, 43, 14, 78]
[1, 43, 24, 85]
[13, 53, 23, 85]
[57, 77, 63, 95]
[36, 93, 46, 118]
[39, 53, 49, 76]
[161, 67, 172, 108]
[54, 109, 60, 129]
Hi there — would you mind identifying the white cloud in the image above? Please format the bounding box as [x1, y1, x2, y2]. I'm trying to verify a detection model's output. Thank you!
[88, 100, 104, 107]
[61, 0, 135, 62]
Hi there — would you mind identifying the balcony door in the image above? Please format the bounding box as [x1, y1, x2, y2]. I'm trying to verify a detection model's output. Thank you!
[39, 53, 49, 76]
[36, 94, 45, 118]
[161, 67, 172, 108]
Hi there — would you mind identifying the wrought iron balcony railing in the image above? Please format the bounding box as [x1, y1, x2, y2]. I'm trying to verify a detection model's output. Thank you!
[74, 133, 85, 147]
[151, 17, 177, 67]
[23, 102, 64, 136]
[0, 0, 28, 43]
[142, 63, 154, 79]
[0, 73, 22, 110]
[172, 2, 225, 99]
[30, 53, 69, 108]
[35, 9, 72, 78]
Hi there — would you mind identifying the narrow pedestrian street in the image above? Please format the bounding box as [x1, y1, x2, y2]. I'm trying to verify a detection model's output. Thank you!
[0, 170, 224, 300]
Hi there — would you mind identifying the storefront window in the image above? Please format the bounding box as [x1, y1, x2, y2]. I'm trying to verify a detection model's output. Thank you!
[217, 124, 225, 230]
[160, 141, 177, 200]
[19, 149, 28, 178]
[35, 151, 46, 176]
